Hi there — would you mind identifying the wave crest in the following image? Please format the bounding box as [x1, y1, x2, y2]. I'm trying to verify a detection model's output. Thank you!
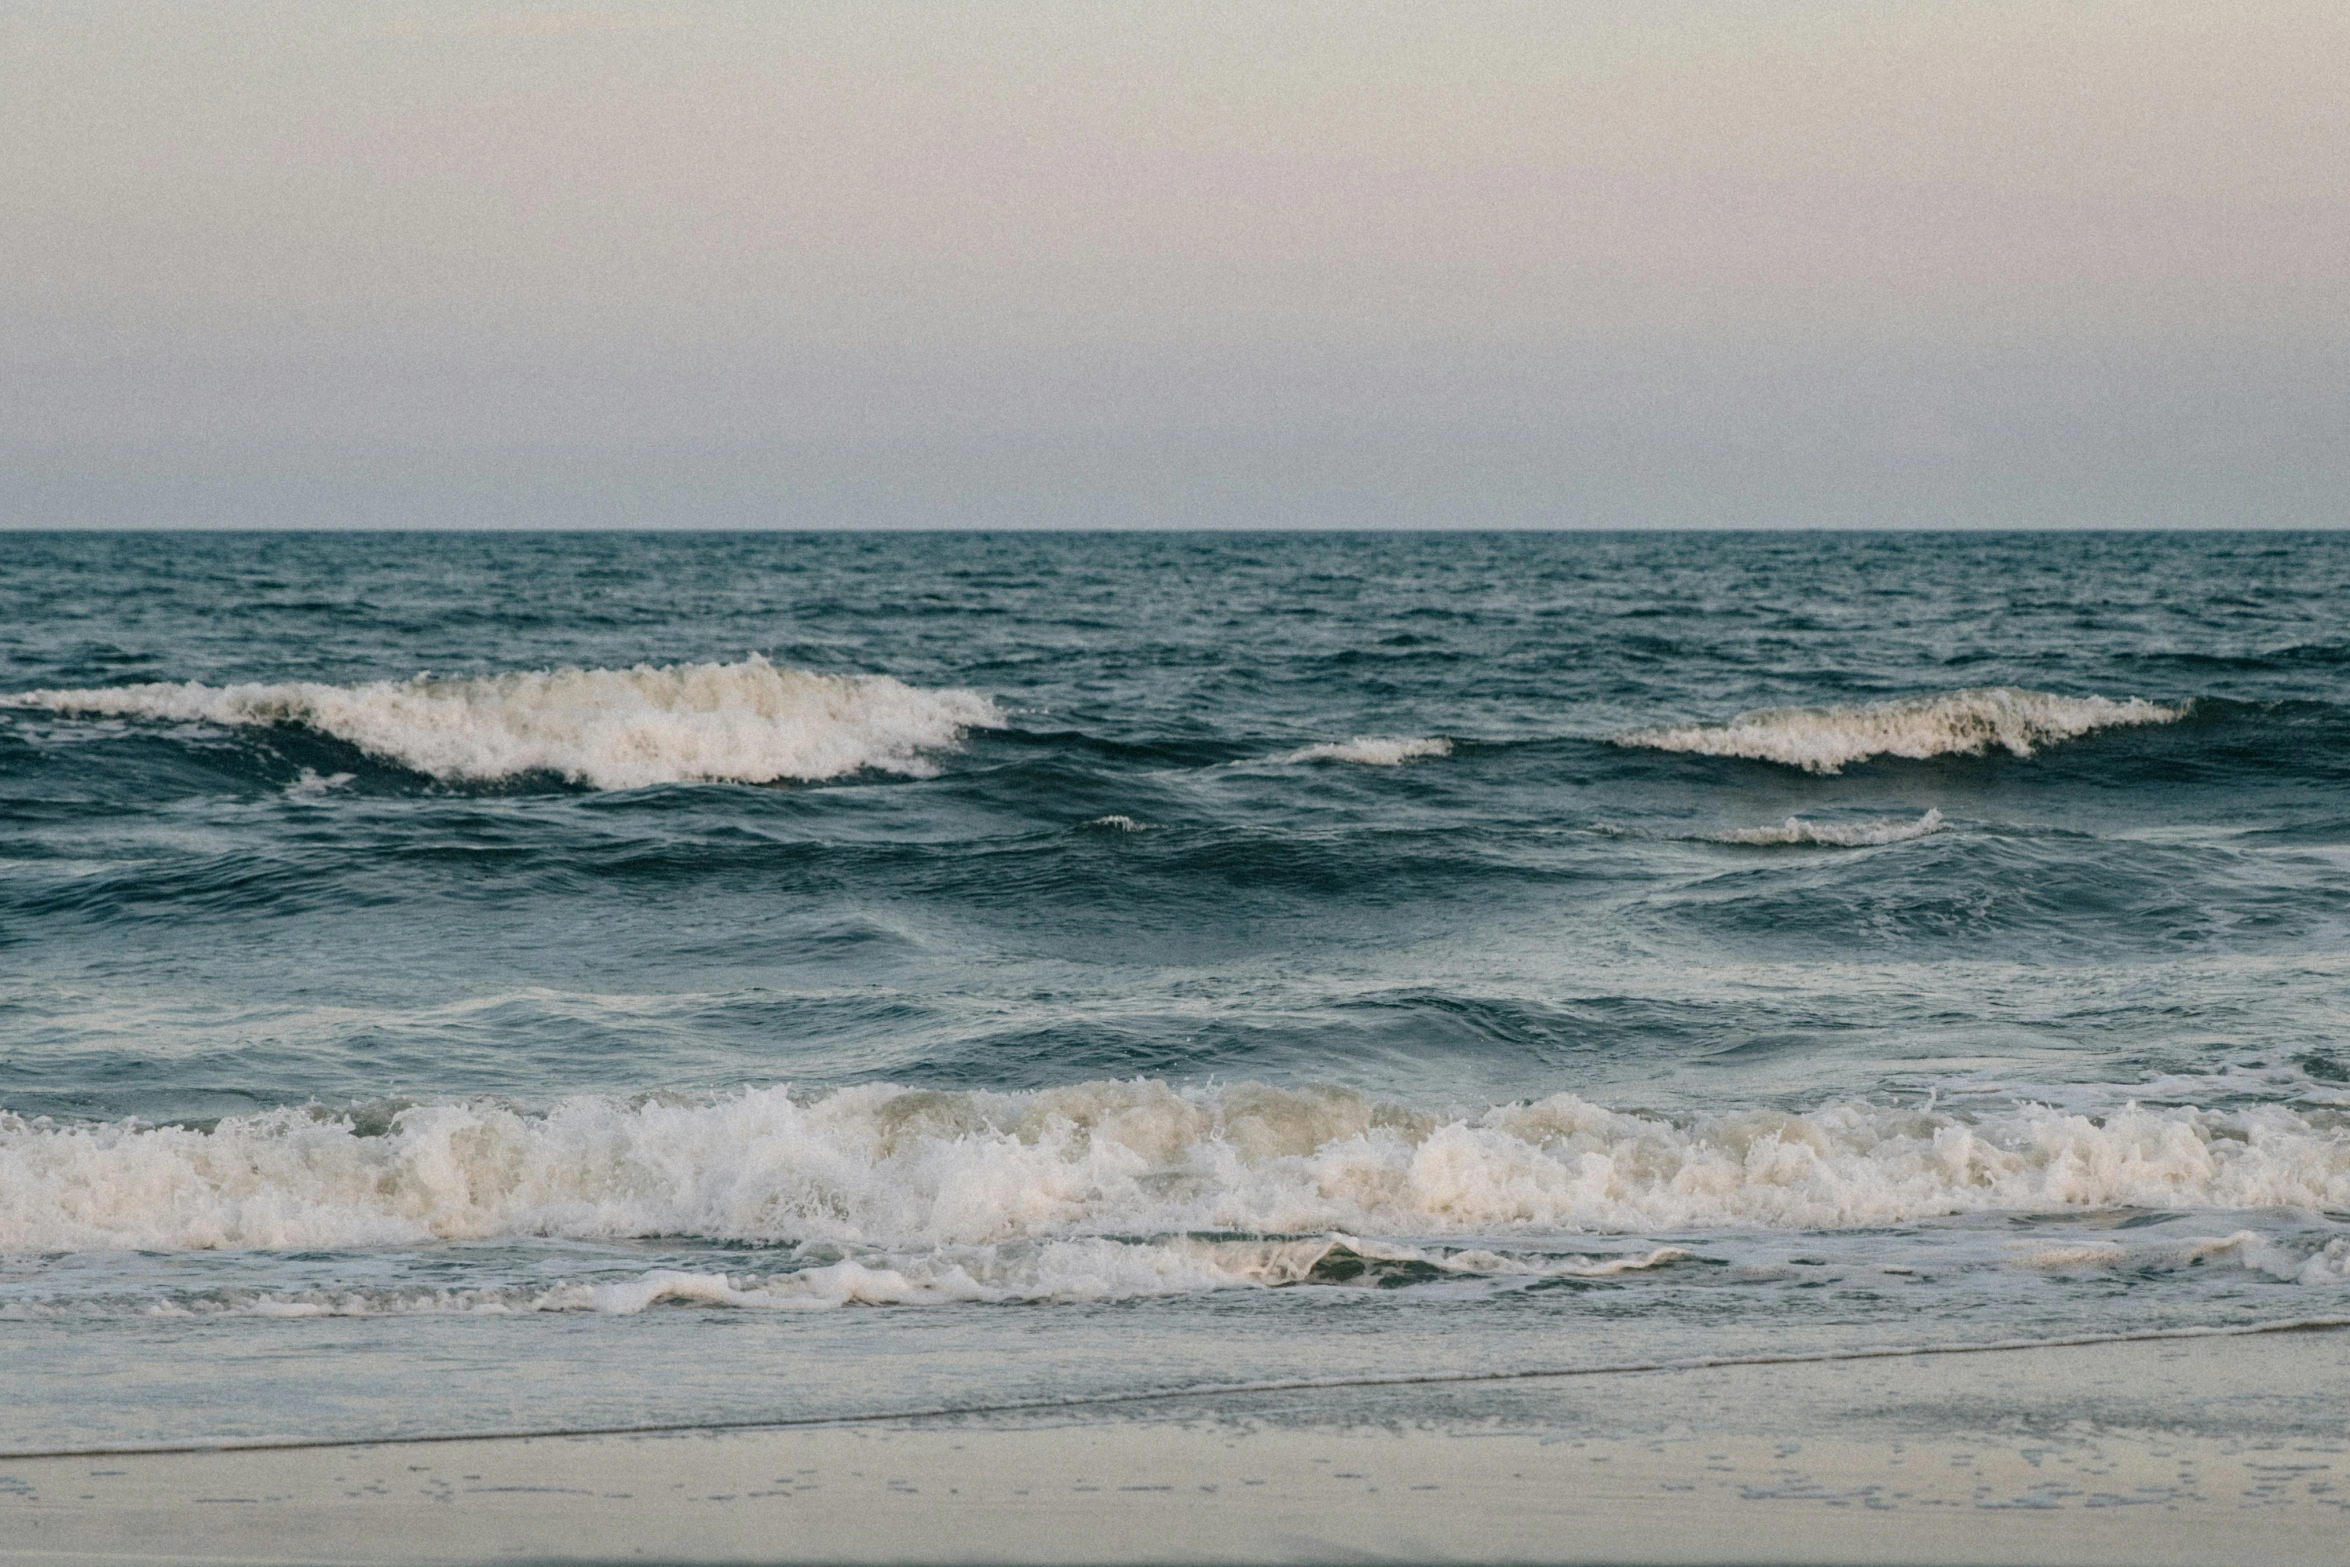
[3, 656, 1002, 788]
[1618, 687, 2179, 774]
[1271, 737, 1451, 766]
[5, 1079, 2346, 1256]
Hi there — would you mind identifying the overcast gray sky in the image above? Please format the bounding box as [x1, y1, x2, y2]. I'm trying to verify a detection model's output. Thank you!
[4, 1, 2345, 528]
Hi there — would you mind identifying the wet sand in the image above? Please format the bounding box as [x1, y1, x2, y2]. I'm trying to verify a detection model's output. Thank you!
[5, 1326, 2346, 1565]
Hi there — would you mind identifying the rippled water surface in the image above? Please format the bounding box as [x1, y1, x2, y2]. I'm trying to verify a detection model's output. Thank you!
[3, 530, 2347, 1446]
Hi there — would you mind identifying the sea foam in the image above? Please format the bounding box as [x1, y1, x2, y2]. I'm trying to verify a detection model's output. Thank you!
[1711, 809, 1945, 847]
[1618, 687, 2179, 774]
[3, 656, 1001, 788]
[6, 1079, 2346, 1257]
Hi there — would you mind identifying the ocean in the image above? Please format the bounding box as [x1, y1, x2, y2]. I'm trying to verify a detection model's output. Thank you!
[4, 528, 2347, 1451]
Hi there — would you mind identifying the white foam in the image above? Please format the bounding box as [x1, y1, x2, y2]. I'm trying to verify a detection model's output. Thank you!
[1711, 809, 1945, 847]
[285, 768, 354, 800]
[2291, 1239, 2350, 1285]
[1618, 688, 2180, 774]
[7, 1081, 2348, 1261]
[1085, 815, 1153, 832]
[2160, 1230, 2350, 1286]
[4, 656, 1002, 789]
[1270, 737, 1452, 766]
[2010, 1230, 2350, 1286]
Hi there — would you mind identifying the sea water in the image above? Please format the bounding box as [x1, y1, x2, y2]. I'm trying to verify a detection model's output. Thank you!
[2, 530, 2346, 1448]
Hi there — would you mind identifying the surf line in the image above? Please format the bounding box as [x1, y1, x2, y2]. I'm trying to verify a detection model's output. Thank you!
[7, 1313, 2347, 1464]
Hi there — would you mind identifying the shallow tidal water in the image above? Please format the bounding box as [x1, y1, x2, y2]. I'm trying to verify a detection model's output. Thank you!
[3, 529, 2348, 1448]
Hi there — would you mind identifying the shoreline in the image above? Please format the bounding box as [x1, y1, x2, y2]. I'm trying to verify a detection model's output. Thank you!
[6, 1312, 2349, 1466]
[6, 1324, 2347, 1565]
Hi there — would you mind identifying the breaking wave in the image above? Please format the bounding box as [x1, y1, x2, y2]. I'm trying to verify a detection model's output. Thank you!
[1270, 737, 1452, 766]
[3, 656, 1002, 789]
[6, 1079, 2348, 1257]
[1618, 687, 2180, 774]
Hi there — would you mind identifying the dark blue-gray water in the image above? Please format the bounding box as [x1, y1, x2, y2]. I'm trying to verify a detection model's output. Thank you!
[4, 530, 2347, 1448]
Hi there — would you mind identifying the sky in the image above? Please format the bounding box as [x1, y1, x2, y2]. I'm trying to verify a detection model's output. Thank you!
[3, 1, 2345, 529]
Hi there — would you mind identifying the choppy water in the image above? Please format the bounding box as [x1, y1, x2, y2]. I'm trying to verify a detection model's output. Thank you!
[4, 530, 2348, 1448]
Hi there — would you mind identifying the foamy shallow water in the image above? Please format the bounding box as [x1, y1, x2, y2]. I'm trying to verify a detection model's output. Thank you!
[4, 530, 2349, 1447]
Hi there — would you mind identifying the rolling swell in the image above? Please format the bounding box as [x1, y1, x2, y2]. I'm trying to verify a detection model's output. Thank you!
[1637, 827, 2350, 957]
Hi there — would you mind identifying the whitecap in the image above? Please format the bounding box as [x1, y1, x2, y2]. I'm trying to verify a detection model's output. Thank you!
[1618, 687, 2179, 774]
[4, 656, 1002, 789]
[1270, 737, 1451, 766]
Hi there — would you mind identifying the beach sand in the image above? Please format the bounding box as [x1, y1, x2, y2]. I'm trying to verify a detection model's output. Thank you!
[5, 1325, 2346, 1565]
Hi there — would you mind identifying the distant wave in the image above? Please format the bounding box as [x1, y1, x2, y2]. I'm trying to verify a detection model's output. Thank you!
[1270, 737, 1451, 766]
[3, 656, 1001, 789]
[6, 1079, 2346, 1259]
[1617, 687, 2180, 774]
[1710, 809, 1945, 847]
